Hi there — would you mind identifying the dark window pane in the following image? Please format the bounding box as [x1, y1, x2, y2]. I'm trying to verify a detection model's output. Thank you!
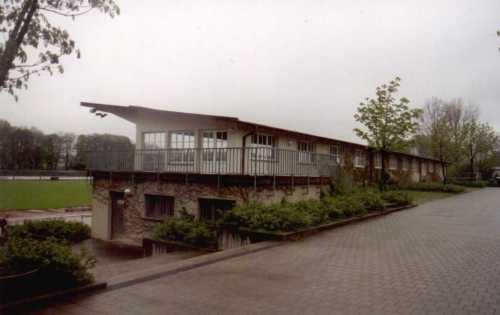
[199, 198, 235, 221]
[145, 195, 174, 218]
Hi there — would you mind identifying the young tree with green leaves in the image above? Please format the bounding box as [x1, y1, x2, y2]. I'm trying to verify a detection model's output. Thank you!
[0, 0, 119, 100]
[354, 77, 422, 190]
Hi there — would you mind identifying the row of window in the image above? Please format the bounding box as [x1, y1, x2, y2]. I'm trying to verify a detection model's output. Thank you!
[143, 131, 437, 171]
[144, 131, 227, 150]
[143, 131, 320, 163]
[144, 194, 235, 221]
[370, 152, 436, 172]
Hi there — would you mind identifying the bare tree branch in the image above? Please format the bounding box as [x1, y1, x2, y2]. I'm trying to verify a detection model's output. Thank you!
[39, 6, 94, 17]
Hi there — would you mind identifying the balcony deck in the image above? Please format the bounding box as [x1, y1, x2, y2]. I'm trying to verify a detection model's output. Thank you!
[86, 147, 340, 179]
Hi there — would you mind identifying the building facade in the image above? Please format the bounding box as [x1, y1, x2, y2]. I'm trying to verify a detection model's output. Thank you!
[83, 102, 444, 243]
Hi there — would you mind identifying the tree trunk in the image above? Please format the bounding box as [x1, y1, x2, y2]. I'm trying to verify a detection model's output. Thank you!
[441, 161, 447, 185]
[379, 149, 387, 191]
[470, 157, 475, 180]
[0, 0, 38, 88]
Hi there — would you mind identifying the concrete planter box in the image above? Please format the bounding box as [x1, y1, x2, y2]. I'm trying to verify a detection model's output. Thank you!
[143, 238, 217, 256]
[1, 268, 106, 311]
[0, 268, 39, 303]
[143, 204, 416, 253]
[0, 281, 107, 312]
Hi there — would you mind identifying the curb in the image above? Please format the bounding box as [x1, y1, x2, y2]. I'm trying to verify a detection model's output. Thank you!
[107, 204, 417, 290]
[106, 240, 282, 290]
[105, 204, 416, 290]
[0, 281, 107, 313]
[1, 203, 418, 312]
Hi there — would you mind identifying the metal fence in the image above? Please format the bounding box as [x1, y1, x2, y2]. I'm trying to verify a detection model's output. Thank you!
[87, 147, 340, 177]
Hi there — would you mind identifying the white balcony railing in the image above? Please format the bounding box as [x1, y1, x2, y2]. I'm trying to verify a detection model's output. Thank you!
[86, 147, 340, 178]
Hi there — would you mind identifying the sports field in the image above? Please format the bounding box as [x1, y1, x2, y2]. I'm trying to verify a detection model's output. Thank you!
[0, 180, 92, 211]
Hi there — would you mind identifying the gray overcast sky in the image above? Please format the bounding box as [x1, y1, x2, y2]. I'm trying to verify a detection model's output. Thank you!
[1, 0, 500, 143]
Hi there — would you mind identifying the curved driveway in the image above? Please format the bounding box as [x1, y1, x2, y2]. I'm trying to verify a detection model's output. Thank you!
[30, 188, 500, 314]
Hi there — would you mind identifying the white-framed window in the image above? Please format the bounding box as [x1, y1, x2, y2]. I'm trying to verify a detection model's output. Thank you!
[142, 132, 166, 170]
[169, 131, 195, 164]
[402, 158, 409, 171]
[202, 131, 228, 162]
[429, 162, 434, 173]
[170, 131, 195, 149]
[143, 132, 165, 149]
[298, 142, 315, 164]
[329, 144, 343, 165]
[421, 161, 427, 174]
[353, 149, 366, 168]
[389, 155, 398, 170]
[250, 134, 276, 161]
[374, 152, 382, 169]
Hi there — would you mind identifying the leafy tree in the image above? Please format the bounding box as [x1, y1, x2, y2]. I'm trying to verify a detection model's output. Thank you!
[462, 118, 498, 177]
[73, 133, 134, 169]
[0, 119, 14, 168]
[0, 0, 119, 99]
[416, 98, 499, 180]
[0, 118, 132, 170]
[43, 133, 63, 169]
[417, 98, 466, 184]
[354, 77, 422, 190]
[59, 132, 76, 170]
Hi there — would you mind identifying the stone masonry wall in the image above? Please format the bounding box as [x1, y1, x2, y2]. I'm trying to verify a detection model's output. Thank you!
[92, 178, 327, 243]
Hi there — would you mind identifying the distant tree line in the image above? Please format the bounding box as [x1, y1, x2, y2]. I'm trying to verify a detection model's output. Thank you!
[415, 98, 499, 181]
[354, 78, 499, 186]
[0, 119, 134, 170]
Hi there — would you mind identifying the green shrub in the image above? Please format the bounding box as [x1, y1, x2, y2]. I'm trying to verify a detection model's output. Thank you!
[154, 216, 215, 247]
[219, 191, 388, 233]
[330, 195, 366, 217]
[449, 180, 487, 188]
[401, 182, 465, 193]
[353, 192, 385, 212]
[381, 191, 414, 206]
[441, 184, 466, 193]
[321, 198, 345, 220]
[402, 182, 443, 191]
[331, 171, 355, 196]
[291, 200, 329, 226]
[220, 201, 326, 232]
[7, 220, 91, 243]
[0, 237, 95, 287]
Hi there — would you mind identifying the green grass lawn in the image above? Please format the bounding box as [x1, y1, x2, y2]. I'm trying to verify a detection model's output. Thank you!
[399, 189, 474, 205]
[0, 180, 92, 211]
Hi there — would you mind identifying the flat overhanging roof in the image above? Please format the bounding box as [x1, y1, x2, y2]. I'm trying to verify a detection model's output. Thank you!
[81, 101, 445, 163]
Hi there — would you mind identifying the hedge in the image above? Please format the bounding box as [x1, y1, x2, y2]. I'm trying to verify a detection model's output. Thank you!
[449, 179, 488, 188]
[219, 191, 413, 233]
[0, 237, 95, 287]
[154, 214, 216, 247]
[7, 219, 91, 244]
[401, 182, 465, 193]
[0, 220, 94, 294]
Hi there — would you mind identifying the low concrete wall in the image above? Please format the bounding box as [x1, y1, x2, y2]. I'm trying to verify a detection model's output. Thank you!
[91, 193, 111, 240]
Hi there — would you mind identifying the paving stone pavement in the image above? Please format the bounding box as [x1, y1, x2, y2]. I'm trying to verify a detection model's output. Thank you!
[25, 188, 500, 315]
